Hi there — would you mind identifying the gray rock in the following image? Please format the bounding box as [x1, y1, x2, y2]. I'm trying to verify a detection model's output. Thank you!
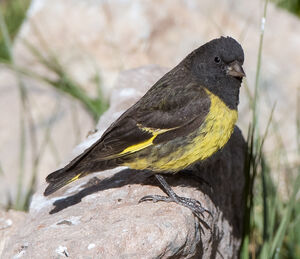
[0, 210, 27, 257]
[1, 67, 245, 258]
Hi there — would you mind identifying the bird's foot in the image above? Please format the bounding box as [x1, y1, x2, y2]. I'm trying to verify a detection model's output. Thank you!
[139, 193, 211, 219]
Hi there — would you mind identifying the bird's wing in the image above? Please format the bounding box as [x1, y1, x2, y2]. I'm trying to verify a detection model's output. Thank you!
[59, 83, 211, 171]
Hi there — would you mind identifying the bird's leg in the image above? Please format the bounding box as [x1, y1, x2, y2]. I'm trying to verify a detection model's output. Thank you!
[139, 174, 211, 219]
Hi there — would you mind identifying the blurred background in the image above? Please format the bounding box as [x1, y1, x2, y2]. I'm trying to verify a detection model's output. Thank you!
[0, 0, 299, 258]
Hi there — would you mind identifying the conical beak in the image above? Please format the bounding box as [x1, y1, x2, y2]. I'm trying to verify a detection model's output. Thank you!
[227, 61, 246, 78]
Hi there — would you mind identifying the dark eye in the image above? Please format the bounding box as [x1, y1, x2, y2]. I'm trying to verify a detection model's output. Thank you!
[214, 56, 221, 63]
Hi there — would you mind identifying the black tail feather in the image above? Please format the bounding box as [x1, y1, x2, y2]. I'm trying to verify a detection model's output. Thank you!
[46, 168, 65, 183]
[44, 168, 84, 196]
[44, 159, 119, 196]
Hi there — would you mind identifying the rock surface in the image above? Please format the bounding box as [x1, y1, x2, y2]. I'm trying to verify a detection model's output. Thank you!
[1, 67, 246, 258]
[0, 210, 27, 256]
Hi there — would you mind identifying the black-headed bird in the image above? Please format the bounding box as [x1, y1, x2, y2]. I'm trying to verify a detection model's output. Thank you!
[44, 36, 245, 218]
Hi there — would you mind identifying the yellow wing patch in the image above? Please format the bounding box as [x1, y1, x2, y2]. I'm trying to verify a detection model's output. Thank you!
[67, 173, 83, 184]
[119, 135, 156, 155]
[119, 124, 177, 156]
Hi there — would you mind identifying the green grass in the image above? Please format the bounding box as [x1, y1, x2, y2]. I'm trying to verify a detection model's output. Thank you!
[0, 0, 31, 60]
[240, 0, 300, 258]
[274, 0, 300, 17]
[23, 39, 109, 122]
[0, 0, 31, 211]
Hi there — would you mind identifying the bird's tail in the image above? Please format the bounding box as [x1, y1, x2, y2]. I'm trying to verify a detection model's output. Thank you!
[44, 168, 87, 196]
[44, 158, 120, 196]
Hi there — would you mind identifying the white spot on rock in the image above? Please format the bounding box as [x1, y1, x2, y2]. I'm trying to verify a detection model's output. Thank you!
[87, 243, 95, 250]
[6, 219, 13, 226]
[55, 245, 69, 257]
[13, 250, 26, 259]
[0, 218, 13, 230]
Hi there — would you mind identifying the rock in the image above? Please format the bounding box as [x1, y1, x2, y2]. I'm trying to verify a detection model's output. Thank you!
[1, 67, 246, 258]
[0, 210, 27, 256]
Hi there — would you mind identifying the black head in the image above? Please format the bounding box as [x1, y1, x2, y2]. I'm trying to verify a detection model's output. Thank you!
[190, 36, 245, 109]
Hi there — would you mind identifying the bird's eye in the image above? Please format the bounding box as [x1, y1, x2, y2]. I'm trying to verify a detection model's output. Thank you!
[214, 56, 221, 63]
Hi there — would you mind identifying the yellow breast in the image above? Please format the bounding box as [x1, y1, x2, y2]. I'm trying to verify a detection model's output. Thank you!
[124, 88, 238, 172]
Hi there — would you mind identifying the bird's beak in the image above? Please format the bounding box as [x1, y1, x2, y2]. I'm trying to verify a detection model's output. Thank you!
[227, 61, 246, 79]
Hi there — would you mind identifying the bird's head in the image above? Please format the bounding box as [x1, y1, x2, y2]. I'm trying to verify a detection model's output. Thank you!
[191, 36, 245, 82]
[190, 36, 246, 109]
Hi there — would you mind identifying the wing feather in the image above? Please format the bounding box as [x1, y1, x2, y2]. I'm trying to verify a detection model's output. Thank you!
[61, 83, 211, 170]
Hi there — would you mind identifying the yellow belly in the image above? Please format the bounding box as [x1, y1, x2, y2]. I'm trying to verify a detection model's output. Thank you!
[124, 88, 238, 172]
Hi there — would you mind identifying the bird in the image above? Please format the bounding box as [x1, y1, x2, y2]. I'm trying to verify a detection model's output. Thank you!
[44, 36, 245, 218]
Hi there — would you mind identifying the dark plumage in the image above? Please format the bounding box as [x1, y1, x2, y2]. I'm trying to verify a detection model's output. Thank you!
[44, 36, 245, 218]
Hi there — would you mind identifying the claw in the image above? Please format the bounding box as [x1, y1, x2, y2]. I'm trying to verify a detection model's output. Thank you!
[139, 193, 211, 220]
[204, 208, 213, 218]
[139, 174, 213, 221]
